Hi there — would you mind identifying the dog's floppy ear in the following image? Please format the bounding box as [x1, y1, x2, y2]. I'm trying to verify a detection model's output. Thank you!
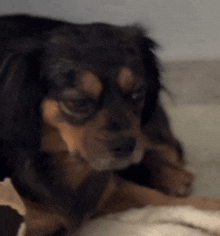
[0, 51, 45, 149]
[135, 31, 161, 126]
[0, 51, 45, 180]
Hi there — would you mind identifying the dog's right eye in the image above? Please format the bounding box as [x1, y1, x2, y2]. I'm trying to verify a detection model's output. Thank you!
[62, 98, 90, 111]
[60, 98, 97, 118]
[128, 86, 146, 104]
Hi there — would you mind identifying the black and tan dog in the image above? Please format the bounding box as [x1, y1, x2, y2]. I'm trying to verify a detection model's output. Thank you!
[0, 14, 219, 236]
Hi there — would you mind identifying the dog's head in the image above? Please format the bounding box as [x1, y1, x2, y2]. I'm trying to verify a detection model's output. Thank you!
[0, 20, 161, 172]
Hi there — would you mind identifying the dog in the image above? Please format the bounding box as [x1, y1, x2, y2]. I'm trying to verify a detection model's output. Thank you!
[0, 14, 219, 236]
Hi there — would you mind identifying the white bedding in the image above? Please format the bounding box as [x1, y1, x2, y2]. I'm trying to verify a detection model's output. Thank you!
[79, 206, 220, 236]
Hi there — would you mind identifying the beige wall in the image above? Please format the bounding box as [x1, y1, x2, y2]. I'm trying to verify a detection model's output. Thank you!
[1, 0, 220, 60]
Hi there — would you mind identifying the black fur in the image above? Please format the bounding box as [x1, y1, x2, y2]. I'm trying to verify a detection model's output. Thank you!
[0, 14, 164, 235]
[0, 14, 160, 177]
[0, 206, 24, 236]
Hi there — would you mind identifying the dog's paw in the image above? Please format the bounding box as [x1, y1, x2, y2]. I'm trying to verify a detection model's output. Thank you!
[156, 166, 194, 197]
[170, 196, 220, 211]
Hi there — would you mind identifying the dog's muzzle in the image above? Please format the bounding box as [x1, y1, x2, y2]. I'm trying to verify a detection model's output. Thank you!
[108, 136, 136, 158]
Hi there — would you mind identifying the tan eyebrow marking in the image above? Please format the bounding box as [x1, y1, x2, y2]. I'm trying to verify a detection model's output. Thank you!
[80, 71, 103, 98]
[117, 67, 136, 91]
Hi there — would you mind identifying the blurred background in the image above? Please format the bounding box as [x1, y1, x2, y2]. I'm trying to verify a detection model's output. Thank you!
[1, 0, 220, 60]
[0, 0, 220, 198]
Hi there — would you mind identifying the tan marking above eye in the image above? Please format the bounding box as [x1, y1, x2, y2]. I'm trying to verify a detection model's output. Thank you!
[80, 71, 103, 98]
[117, 67, 136, 91]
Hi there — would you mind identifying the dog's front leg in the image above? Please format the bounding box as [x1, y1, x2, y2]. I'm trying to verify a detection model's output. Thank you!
[118, 104, 194, 197]
[95, 178, 220, 218]
[122, 180, 220, 210]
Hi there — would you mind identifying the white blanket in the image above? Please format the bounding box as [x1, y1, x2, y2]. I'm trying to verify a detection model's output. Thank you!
[79, 206, 220, 236]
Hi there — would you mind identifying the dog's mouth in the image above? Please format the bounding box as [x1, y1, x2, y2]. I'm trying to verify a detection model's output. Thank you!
[76, 133, 147, 171]
[81, 147, 144, 171]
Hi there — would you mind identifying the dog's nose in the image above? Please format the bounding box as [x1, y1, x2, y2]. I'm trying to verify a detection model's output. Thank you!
[108, 137, 136, 158]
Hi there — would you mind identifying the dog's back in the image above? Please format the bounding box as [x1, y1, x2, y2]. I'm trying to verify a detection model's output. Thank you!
[0, 14, 65, 40]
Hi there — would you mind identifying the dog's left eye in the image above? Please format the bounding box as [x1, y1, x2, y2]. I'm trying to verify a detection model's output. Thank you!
[130, 87, 145, 102]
